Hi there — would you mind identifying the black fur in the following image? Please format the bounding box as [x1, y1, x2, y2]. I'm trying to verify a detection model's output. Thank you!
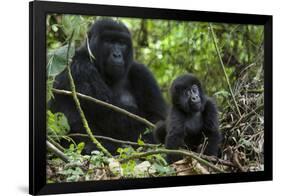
[154, 74, 221, 163]
[50, 19, 167, 154]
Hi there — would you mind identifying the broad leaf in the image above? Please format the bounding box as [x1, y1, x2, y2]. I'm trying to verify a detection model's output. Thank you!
[47, 44, 75, 77]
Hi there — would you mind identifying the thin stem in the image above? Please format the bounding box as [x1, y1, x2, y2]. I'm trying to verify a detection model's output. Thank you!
[86, 34, 95, 62]
[65, 31, 112, 157]
[47, 140, 69, 163]
[47, 136, 65, 152]
[209, 23, 242, 117]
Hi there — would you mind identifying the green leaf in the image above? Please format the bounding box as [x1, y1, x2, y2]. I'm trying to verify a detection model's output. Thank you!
[51, 24, 59, 32]
[47, 77, 54, 102]
[240, 138, 252, 148]
[61, 15, 89, 41]
[47, 110, 70, 138]
[214, 90, 231, 98]
[76, 142, 85, 154]
[137, 137, 145, 146]
[47, 44, 75, 77]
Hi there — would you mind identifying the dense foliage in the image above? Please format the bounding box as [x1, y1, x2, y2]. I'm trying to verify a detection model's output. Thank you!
[46, 14, 264, 182]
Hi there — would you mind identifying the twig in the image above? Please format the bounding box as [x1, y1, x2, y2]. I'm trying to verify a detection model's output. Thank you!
[65, 31, 112, 157]
[52, 88, 156, 129]
[86, 34, 95, 62]
[119, 149, 225, 173]
[232, 150, 247, 172]
[229, 104, 263, 133]
[209, 23, 242, 117]
[194, 152, 235, 167]
[246, 89, 264, 94]
[47, 140, 69, 163]
[67, 133, 160, 148]
[47, 136, 65, 152]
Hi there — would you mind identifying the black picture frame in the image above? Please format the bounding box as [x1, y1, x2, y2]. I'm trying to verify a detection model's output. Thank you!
[29, 0, 273, 195]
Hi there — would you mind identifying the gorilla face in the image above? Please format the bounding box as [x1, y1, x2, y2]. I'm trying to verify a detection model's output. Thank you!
[171, 74, 206, 114]
[183, 84, 202, 112]
[102, 38, 128, 80]
[87, 19, 133, 83]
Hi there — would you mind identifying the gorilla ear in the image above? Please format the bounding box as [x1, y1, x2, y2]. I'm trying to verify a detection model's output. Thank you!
[75, 41, 88, 57]
[75, 32, 95, 59]
[171, 84, 183, 94]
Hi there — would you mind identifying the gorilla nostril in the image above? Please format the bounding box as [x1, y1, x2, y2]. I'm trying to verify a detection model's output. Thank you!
[191, 95, 198, 102]
[113, 53, 121, 58]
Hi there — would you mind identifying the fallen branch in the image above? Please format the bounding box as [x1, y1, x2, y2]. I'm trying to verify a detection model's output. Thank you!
[65, 31, 112, 157]
[209, 23, 242, 117]
[47, 140, 69, 163]
[194, 152, 235, 167]
[67, 133, 160, 148]
[69, 133, 235, 168]
[47, 136, 65, 152]
[52, 88, 155, 129]
[229, 104, 264, 133]
[246, 89, 264, 94]
[119, 149, 225, 173]
[233, 150, 247, 172]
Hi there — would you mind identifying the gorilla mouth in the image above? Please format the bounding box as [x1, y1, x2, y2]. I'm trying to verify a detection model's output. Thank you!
[105, 63, 126, 80]
[113, 63, 125, 68]
[191, 102, 201, 111]
[107, 60, 125, 70]
[112, 64, 125, 73]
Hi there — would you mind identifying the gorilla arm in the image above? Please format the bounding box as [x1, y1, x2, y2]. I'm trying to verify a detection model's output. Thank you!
[202, 98, 222, 156]
[52, 55, 113, 128]
[54, 52, 112, 101]
[165, 108, 186, 163]
[153, 120, 167, 144]
[129, 62, 167, 123]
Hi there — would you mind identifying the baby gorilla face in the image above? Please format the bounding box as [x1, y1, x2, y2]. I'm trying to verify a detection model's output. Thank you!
[171, 74, 205, 114]
[188, 84, 202, 111]
[181, 84, 202, 113]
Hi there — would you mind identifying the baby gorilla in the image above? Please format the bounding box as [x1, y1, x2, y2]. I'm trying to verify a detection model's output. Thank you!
[154, 74, 221, 163]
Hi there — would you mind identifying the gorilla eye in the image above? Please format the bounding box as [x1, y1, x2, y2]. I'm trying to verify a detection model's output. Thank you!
[103, 37, 113, 43]
[118, 39, 126, 44]
[192, 84, 198, 89]
[184, 89, 191, 96]
[191, 85, 199, 93]
[117, 40, 127, 47]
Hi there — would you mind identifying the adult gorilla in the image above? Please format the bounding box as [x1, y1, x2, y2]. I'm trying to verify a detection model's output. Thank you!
[50, 19, 167, 153]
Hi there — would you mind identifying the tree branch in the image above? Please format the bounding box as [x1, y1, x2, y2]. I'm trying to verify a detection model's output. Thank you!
[65, 31, 112, 157]
[52, 88, 156, 129]
[67, 133, 161, 148]
[119, 149, 225, 173]
[193, 152, 235, 167]
[47, 135, 65, 152]
[47, 140, 69, 163]
[209, 23, 242, 117]
[246, 89, 264, 94]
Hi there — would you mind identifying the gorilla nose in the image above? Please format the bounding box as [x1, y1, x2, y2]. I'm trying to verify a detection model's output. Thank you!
[191, 95, 199, 102]
[113, 52, 122, 59]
